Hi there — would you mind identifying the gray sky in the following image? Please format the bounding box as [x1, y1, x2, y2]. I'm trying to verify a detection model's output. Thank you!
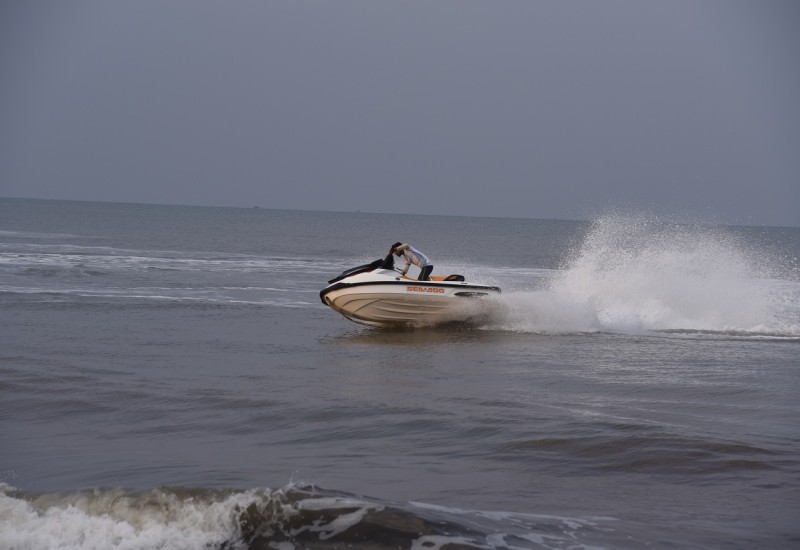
[1, 1, 799, 226]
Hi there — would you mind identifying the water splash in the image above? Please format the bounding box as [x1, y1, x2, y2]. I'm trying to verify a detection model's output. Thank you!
[495, 214, 800, 336]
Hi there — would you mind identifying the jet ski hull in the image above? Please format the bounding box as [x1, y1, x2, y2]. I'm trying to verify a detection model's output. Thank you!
[320, 268, 501, 327]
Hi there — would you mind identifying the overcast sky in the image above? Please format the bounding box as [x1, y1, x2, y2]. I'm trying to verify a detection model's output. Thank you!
[1, 1, 798, 226]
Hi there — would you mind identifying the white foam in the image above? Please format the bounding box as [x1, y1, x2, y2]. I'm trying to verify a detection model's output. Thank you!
[411, 535, 487, 549]
[0, 485, 263, 550]
[291, 497, 384, 540]
[409, 500, 615, 550]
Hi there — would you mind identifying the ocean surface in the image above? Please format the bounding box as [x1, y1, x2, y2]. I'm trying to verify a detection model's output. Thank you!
[1, 198, 799, 549]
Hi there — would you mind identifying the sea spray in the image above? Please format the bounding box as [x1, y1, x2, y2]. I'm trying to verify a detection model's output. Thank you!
[495, 214, 800, 336]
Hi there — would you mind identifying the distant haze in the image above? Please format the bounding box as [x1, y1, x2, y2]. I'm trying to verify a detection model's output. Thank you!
[1, 1, 798, 226]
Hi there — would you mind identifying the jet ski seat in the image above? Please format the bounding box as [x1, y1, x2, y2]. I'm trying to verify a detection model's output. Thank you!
[430, 274, 465, 282]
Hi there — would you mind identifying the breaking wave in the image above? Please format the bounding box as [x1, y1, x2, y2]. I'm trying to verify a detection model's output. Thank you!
[0, 483, 625, 550]
[493, 215, 800, 337]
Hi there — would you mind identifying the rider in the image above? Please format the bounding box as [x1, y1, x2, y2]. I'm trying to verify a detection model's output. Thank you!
[391, 242, 433, 281]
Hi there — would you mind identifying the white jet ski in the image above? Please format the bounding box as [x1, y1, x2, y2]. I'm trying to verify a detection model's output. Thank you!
[320, 257, 501, 327]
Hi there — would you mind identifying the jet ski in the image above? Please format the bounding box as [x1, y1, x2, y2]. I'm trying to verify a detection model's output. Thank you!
[320, 255, 501, 327]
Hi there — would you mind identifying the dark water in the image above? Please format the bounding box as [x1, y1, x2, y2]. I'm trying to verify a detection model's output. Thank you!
[1, 198, 799, 549]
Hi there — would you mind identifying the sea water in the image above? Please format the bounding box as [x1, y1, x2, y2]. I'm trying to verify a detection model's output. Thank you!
[1, 198, 798, 549]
